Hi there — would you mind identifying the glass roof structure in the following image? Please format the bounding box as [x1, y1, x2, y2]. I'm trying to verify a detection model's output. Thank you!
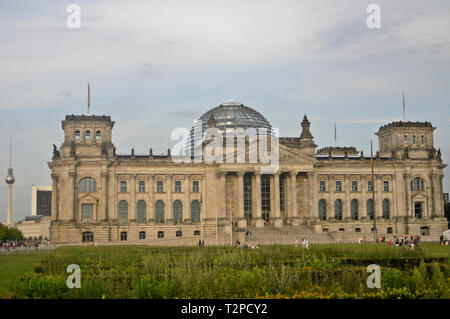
[187, 102, 272, 153]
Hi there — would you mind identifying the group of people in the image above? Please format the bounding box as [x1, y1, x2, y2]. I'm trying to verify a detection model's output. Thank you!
[380, 235, 421, 250]
[0, 239, 44, 252]
[234, 240, 260, 249]
[294, 238, 309, 249]
[439, 235, 449, 245]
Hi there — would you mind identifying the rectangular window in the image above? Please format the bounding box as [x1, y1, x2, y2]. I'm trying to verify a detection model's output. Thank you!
[412, 135, 416, 144]
[139, 231, 146, 240]
[319, 181, 326, 192]
[194, 230, 201, 236]
[368, 181, 374, 192]
[120, 181, 127, 193]
[157, 181, 164, 193]
[280, 175, 285, 212]
[192, 181, 199, 192]
[81, 203, 93, 221]
[157, 231, 164, 238]
[420, 135, 424, 144]
[120, 232, 127, 241]
[138, 181, 145, 192]
[352, 181, 358, 192]
[175, 181, 181, 192]
[82, 232, 94, 242]
[261, 175, 271, 222]
[404, 135, 407, 144]
[336, 181, 342, 192]
[176, 230, 182, 237]
[384, 181, 389, 192]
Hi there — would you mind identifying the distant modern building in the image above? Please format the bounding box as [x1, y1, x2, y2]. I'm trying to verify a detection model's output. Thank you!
[31, 186, 52, 216]
[15, 215, 51, 240]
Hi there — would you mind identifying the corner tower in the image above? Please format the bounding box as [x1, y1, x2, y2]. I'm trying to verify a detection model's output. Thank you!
[59, 115, 115, 159]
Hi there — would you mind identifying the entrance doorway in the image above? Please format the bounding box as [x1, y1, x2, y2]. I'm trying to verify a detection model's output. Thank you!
[414, 202, 423, 219]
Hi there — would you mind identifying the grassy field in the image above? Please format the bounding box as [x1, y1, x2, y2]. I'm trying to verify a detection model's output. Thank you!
[2, 243, 449, 299]
[0, 249, 52, 298]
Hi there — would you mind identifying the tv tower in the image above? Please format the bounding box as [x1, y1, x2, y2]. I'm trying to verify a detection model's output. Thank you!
[5, 135, 15, 226]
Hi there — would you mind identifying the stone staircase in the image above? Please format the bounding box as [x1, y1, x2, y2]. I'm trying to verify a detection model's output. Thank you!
[243, 225, 336, 245]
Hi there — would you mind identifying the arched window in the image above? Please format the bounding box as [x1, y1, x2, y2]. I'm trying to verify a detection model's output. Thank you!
[351, 199, 359, 220]
[173, 200, 182, 224]
[78, 177, 97, 193]
[118, 200, 128, 223]
[382, 199, 390, 219]
[334, 199, 343, 220]
[96, 130, 101, 140]
[75, 130, 81, 140]
[137, 200, 147, 223]
[318, 199, 326, 221]
[410, 177, 425, 191]
[367, 199, 374, 220]
[85, 130, 91, 140]
[155, 200, 164, 223]
[191, 200, 200, 223]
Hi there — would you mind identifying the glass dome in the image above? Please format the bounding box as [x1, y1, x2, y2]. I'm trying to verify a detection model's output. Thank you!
[188, 102, 272, 154]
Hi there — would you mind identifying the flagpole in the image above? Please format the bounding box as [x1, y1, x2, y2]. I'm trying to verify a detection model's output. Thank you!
[371, 140, 377, 242]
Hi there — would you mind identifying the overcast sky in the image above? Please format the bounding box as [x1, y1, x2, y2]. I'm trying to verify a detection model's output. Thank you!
[1, 0, 449, 224]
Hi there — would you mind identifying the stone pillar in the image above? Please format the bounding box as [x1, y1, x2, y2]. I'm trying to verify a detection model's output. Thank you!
[184, 175, 191, 222]
[361, 176, 367, 220]
[254, 171, 264, 227]
[101, 172, 108, 221]
[237, 172, 247, 228]
[328, 175, 334, 221]
[427, 173, 433, 218]
[432, 172, 440, 217]
[130, 174, 136, 221]
[166, 175, 173, 222]
[51, 174, 59, 221]
[344, 176, 350, 220]
[376, 175, 383, 220]
[220, 172, 227, 221]
[273, 172, 282, 227]
[310, 172, 318, 221]
[148, 175, 154, 222]
[69, 172, 76, 221]
[439, 174, 445, 217]
[291, 170, 299, 226]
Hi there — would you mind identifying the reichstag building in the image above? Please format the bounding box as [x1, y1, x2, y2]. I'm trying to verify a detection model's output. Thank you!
[48, 102, 447, 245]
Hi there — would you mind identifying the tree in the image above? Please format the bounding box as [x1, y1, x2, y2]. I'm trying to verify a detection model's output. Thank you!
[0, 223, 23, 241]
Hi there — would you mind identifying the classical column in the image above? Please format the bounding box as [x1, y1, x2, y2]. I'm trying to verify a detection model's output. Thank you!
[254, 171, 264, 227]
[130, 174, 136, 221]
[220, 172, 227, 221]
[69, 172, 76, 221]
[311, 172, 318, 221]
[101, 172, 108, 221]
[432, 172, 440, 218]
[148, 175, 154, 222]
[291, 170, 299, 226]
[427, 173, 433, 218]
[344, 176, 350, 220]
[439, 174, 445, 217]
[51, 174, 59, 221]
[166, 175, 173, 222]
[184, 175, 191, 222]
[237, 172, 247, 228]
[328, 175, 334, 221]
[376, 175, 383, 220]
[361, 176, 367, 221]
[273, 172, 282, 227]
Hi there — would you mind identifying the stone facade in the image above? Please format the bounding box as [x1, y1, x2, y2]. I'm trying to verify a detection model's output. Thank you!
[48, 111, 448, 246]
